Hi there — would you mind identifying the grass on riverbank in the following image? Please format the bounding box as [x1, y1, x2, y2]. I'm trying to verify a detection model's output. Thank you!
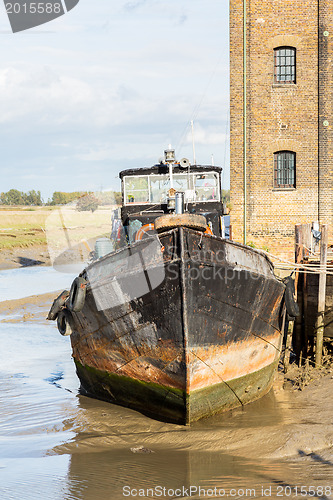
[0, 206, 56, 249]
[0, 205, 115, 252]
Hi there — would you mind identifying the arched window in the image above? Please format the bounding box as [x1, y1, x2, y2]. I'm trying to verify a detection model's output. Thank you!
[274, 47, 296, 83]
[274, 151, 296, 188]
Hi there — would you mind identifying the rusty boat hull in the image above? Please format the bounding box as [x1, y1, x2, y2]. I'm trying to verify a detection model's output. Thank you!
[66, 227, 286, 424]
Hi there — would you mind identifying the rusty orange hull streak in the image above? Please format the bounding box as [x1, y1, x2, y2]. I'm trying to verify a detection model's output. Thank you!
[189, 333, 282, 392]
[70, 228, 285, 424]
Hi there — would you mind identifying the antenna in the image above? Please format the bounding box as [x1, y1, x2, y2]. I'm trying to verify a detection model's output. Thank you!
[191, 120, 196, 165]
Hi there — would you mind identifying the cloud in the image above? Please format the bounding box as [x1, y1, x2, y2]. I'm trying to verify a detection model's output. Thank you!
[0, 60, 227, 135]
[123, 0, 148, 12]
[185, 123, 227, 146]
[0, 0, 230, 198]
[177, 14, 188, 25]
[0, 66, 92, 125]
[75, 146, 114, 161]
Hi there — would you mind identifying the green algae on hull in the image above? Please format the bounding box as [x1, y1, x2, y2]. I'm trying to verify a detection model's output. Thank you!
[74, 359, 278, 425]
[74, 359, 188, 425]
[188, 361, 278, 422]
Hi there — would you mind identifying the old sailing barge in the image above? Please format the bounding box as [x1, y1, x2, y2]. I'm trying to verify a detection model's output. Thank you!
[48, 148, 290, 424]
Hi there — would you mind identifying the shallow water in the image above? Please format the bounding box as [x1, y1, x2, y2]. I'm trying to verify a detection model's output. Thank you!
[1, 267, 333, 500]
[0, 266, 77, 301]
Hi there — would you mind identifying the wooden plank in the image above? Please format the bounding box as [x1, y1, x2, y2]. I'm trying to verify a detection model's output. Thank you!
[315, 224, 329, 367]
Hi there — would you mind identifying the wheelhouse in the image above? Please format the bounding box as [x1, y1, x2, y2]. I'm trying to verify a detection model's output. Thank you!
[123, 171, 220, 205]
[119, 152, 224, 243]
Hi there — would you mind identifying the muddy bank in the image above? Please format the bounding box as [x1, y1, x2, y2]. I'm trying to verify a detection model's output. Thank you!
[0, 291, 59, 323]
[47, 368, 333, 461]
[0, 244, 51, 270]
[1, 292, 332, 460]
[1, 291, 333, 462]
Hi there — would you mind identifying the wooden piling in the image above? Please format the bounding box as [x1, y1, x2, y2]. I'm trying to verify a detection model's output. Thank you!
[302, 223, 312, 359]
[294, 224, 303, 270]
[315, 224, 328, 367]
[283, 321, 294, 373]
[283, 224, 302, 372]
[293, 224, 303, 362]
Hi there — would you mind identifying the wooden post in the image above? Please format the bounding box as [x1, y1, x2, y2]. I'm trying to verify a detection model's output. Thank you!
[294, 224, 303, 291]
[283, 224, 303, 372]
[315, 224, 328, 367]
[303, 223, 312, 259]
[302, 223, 312, 359]
[294, 224, 303, 361]
[283, 320, 294, 373]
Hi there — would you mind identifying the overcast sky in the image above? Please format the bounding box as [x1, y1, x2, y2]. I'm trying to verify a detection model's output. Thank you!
[0, 0, 229, 201]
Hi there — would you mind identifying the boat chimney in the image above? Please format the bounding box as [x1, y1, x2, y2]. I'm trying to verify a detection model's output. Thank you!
[175, 192, 185, 214]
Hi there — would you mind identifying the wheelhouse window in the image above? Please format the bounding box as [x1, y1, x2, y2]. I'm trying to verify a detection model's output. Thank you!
[123, 172, 220, 205]
[274, 47, 296, 84]
[274, 151, 296, 188]
[123, 175, 149, 204]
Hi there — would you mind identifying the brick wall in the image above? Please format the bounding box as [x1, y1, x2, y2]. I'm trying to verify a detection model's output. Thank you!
[318, 0, 333, 228]
[230, 0, 332, 258]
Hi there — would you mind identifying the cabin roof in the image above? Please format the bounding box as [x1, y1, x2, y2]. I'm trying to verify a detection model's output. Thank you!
[119, 164, 222, 179]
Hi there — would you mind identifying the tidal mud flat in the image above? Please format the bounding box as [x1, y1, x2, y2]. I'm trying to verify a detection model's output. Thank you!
[1, 270, 333, 499]
[0, 244, 50, 270]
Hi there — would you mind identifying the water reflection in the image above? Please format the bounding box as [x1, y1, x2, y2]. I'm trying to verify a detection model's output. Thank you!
[66, 449, 272, 500]
[45, 390, 332, 500]
[1, 455, 71, 500]
[64, 446, 333, 500]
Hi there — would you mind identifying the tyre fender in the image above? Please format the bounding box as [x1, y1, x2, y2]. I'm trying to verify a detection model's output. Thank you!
[283, 276, 300, 318]
[154, 214, 208, 232]
[57, 309, 75, 336]
[47, 289, 69, 321]
[68, 277, 87, 312]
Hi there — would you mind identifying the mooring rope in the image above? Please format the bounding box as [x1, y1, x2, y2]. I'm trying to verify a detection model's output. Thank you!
[262, 250, 333, 276]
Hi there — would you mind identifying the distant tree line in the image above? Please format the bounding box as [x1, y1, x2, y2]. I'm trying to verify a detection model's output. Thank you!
[0, 189, 43, 206]
[48, 191, 85, 205]
[48, 191, 122, 206]
[221, 189, 230, 204]
[0, 189, 122, 207]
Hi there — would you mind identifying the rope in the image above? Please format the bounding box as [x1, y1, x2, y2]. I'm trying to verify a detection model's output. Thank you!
[262, 250, 333, 276]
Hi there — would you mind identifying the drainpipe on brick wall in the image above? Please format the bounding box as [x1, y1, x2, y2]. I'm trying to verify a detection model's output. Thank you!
[243, 0, 247, 245]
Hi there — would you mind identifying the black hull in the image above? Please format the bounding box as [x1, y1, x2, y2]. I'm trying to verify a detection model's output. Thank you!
[69, 228, 285, 424]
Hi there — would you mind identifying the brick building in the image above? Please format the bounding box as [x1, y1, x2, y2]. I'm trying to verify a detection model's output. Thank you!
[230, 0, 333, 256]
